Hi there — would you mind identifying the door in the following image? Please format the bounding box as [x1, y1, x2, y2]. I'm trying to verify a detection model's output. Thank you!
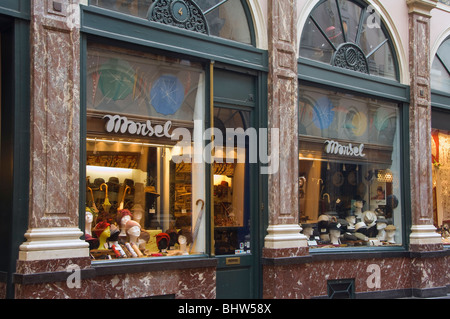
[212, 67, 260, 299]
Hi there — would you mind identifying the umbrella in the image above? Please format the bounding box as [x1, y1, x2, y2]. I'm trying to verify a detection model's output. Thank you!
[98, 58, 135, 101]
[100, 183, 111, 212]
[190, 199, 205, 254]
[118, 185, 131, 211]
[150, 74, 185, 115]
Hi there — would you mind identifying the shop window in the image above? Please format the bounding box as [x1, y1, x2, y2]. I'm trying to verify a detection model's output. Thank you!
[85, 43, 206, 260]
[299, 0, 397, 80]
[298, 86, 403, 249]
[212, 108, 251, 255]
[89, 0, 252, 44]
[431, 37, 450, 93]
[432, 128, 450, 246]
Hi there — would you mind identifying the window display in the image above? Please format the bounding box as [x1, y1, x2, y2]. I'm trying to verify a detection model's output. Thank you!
[298, 85, 402, 248]
[432, 129, 450, 246]
[85, 44, 206, 260]
[212, 108, 251, 256]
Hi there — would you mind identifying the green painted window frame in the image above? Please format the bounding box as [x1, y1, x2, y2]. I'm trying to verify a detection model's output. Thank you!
[79, 3, 268, 266]
[297, 1, 411, 253]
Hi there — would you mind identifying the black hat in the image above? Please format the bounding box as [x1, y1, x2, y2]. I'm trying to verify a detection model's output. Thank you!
[328, 222, 344, 232]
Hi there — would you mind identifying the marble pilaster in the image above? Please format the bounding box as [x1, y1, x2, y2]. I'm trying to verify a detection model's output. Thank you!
[407, 0, 442, 250]
[19, 0, 89, 261]
[265, 0, 308, 251]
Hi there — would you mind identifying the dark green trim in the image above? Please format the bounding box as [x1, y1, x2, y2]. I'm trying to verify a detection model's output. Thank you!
[431, 90, 450, 110]
[0, 0, 30, 20]
[298, 58, 409, 102]
[401, 102, 411, 249]
[0, 17, 30, 299]
[81, 5, 268, 72]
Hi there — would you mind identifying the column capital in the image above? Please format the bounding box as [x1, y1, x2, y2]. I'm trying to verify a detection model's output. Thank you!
[406, 0, 438, 16]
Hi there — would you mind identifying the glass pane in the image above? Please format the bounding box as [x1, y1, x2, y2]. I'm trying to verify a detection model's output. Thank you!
[85, 44, 206, 260]
[431, 128, 450, 247]
[367, 42, 396, 80]
[436, 39, 450, 69]
[90, 0, 152, 19]
[213, 108, 251, 255]
[431, 57, 450, 92]
[198, 0, 252, 44]
[337, 0, 362, 44]
[300, 17, 335, 63]
[311, 0, 345, 48]
[87, 45, 203, 122]
[358, 19, 386, 57]
[91, 0, 252, 45]
[299, 86, 402, 249]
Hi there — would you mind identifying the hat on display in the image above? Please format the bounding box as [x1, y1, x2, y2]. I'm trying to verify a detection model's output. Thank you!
[328, 222, 344, 233]
[385, 224, 396, 231]
[93, 221, 110, 238]
[355, 221, 367, 232]
[125, 220, 141, 232]
[156, 232, 170, 251]
[363, 211, 377, 225]
[144, 185, 160, 197]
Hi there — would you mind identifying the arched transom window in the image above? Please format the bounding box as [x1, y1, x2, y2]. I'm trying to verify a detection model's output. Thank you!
[431, 37, 450, 93]
[90, 0, 253, 45]
[299, 0, 398, 80]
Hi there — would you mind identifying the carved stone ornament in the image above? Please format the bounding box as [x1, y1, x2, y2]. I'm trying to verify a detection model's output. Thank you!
[332, 43, 370, 75]
[148, 0, 209, 35]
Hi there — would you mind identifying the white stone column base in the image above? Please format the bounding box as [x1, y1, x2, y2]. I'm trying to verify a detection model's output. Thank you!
[19, 227, 90, 261]
[409, 225, 442, 245]
[264, 224, 308, 249]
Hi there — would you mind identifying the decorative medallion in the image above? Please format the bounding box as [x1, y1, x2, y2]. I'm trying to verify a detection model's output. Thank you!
[148, 0, 209, 35]
[332, 43, 369, 74]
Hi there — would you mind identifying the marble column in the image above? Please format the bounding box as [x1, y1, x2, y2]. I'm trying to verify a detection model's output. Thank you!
[407, 0, 442, 251]
[264, 0, 308, 254]
[18, 0, 89, 261]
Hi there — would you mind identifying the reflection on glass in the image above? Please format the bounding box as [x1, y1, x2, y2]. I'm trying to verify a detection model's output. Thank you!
[298, 86, 402, 248]
[85, 45, 206, 260]
[90, 0, 252, 45]
[432, 129, 450, 246]
[299, 0, 397, 81]
[431, 38, 450, 93]
[213, 108, 251, 255]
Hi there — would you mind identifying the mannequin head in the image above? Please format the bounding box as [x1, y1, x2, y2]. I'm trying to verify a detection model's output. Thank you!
[93, 221, 111, 250]
[126, 220, 141, 244]
[301, 224, 314, 239]
[132, 204, 144, 224]
[117, 209, 133, 235]
[328, 222, 342, 245]
[385, 224, 396, 243]
[85, 210, 93, 236]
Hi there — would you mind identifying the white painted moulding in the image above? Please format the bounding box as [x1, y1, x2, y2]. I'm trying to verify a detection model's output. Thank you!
[19, 227, 90, 261]
[264, 224, 308, 249]
[410, 224, 442, 245]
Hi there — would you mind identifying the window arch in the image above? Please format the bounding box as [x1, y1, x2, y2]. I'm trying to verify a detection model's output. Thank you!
[299, 0, 398, 80]
[90, 0, 254, 45]
[431, 36, 450, 93]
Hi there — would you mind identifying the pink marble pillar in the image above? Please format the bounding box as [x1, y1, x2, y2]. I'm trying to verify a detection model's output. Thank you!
[407, 0, 442, 251]
[264, 0, 308, 255]
[18, 0, 89, 262]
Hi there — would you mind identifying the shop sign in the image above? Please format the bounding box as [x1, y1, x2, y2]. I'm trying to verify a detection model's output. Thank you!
[324, 139, 366, 158]
[103, 114, 172, 138]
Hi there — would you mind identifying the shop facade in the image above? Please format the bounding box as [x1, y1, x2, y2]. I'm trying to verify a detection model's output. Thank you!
[0, 0, 449, 299]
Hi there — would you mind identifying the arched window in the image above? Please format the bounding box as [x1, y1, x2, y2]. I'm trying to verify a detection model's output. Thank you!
[299, 0, 398, 80]
[431, 37, 450, 93]
[90, 0, 253, 45]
